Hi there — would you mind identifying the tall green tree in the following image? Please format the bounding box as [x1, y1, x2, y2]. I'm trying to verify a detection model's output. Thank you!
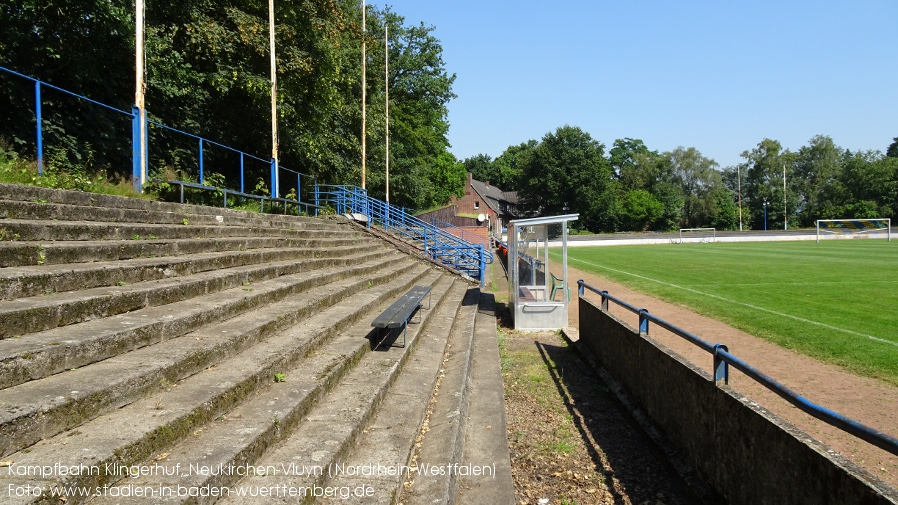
[492, 139, 537, 191]
[462, 153, 494, 184]
[666, 146, 731, 229]
[740, 139, 798, 229]
[887, 137, 898, 158]
[839, 150, 897, 218]
[792, 135, 843, 225]
[519, 125, 615, 232]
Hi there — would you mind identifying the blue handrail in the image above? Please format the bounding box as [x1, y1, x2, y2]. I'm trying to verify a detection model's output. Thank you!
[576, 279, 898, 457]
[317, 185, 492, 286]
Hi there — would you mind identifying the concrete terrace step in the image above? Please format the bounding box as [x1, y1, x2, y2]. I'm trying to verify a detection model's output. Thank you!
[0, 183, 333, 231]
[0, 235, 371, 268]
[0, 218, 358, 243]
[0, 199, 337, 232]
[340, 291, 514, 505]
[0, 270, 455, 505]
[0, 254, 422, 455]
[319, 287, 482, 504]
[0, 249, 403, 389]
[215, 279, 470, 505]
[0, 184, 513, 505]
[0, 244, 391, 338]
[0, 239, 382, 299]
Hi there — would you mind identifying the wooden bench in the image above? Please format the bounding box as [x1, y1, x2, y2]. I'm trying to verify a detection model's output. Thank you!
[371, 285, 432, 347]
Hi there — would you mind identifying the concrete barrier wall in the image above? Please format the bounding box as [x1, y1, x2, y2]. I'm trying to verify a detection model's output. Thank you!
[578, 296, 898, 505]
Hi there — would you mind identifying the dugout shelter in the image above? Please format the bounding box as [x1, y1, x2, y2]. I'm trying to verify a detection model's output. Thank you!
[508, 214, 579, 331]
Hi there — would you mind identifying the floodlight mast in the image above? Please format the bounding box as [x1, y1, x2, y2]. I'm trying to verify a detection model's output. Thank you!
[134, 0, 147, 188]
[361, 0, 366, 190]
[269, 0, 279, 198]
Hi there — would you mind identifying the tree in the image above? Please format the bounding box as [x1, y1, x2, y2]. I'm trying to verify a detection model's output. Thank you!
[887, 137, 898, 158]
[665, 146, 722, 228]
[740, 139, 798, 229]
[519, 125, 615, 232]
[792, 135, 843, 226]
[839, 151, 897, 218]
[619, 189, 663, 231]
[492, 139, 537, 191]
[462, 153, 494, 183]
[361, 7, 460, 209]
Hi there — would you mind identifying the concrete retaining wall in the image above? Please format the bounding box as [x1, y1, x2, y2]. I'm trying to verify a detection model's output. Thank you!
[578, 296, 898, 505]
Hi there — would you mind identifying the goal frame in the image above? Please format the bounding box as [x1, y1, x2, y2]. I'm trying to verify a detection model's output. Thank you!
[816, 219, 891, 243]
[677, 227, 716, 244]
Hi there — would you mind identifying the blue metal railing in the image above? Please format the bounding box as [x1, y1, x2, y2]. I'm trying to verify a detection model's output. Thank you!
[1, 65, 317, 211]
[316, 185, 492, 285]
[577, 279, 898, 457]
[0, 64, 133, 176]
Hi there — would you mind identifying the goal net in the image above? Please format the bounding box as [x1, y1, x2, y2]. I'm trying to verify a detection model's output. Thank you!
[816, 219, 891, 242]
[677, 228, 716, 244]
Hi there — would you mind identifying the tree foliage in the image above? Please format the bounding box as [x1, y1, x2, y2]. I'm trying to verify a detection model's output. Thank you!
[0, 0, 462, 207]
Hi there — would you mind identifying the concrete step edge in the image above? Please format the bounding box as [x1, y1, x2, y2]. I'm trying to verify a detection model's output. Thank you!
[325, 286, 481, 505]
[0, 199, 343, 232]
[81, 274, 457, 505]
[0, 257, 426, 454]
[0, 218, 362, 243]
[0, 183, 336, 228]
[213, 277, 467, 505]
[0, 241, 385, 300]
[0, 234, 375, 268]
[0, 245, 392, 339]
[455, 292, 515, 505]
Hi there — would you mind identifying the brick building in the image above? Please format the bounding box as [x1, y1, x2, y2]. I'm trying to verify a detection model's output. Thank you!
[418, 173, 520, 246]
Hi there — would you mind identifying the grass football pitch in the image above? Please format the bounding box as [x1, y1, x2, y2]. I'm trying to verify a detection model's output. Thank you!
[553, 240, 898, 386]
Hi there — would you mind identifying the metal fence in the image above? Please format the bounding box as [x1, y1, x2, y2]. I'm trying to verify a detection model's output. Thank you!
[316, 185, 491, 285]
[0, 65, 312, 210]
[576, 279, 898, 457]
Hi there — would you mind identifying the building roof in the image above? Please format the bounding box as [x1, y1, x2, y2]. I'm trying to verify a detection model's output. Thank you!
[470, 178, 519, 217]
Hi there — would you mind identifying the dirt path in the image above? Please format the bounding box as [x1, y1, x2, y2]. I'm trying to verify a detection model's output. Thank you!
[563, 263, 898, 490]
[501, 328, 702, 505]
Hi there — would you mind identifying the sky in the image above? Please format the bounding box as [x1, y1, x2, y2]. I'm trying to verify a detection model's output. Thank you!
[373, 0, 897, 169]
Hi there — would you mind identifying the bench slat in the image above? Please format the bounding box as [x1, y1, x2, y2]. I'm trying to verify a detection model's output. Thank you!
[372, 285, 431, 329]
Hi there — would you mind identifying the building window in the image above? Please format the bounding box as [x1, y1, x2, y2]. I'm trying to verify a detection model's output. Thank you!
[474, 201, 480, 209]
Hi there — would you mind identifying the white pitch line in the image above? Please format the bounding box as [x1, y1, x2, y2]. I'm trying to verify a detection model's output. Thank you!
[570, 257, 898, 348]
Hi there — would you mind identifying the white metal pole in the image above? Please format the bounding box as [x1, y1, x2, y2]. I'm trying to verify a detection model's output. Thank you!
[783, 163, 787, 230]
[737, 165, 742, 231]
[269, 0, 279, 197]
[385, 25, 389, 205]
[135, 0, 147, 187]
[361, 0, 366, 190]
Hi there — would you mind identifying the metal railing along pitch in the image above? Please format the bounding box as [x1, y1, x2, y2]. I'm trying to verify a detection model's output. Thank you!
[577, 279, 898, 457]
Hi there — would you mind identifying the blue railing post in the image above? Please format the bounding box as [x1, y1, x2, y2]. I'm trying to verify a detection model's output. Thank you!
[198, 138, 204, 184]
[297, 173, 301, 204]
[478, 245, 485, 287]
[600, 290, 610, 311]
[34, 81, 43, 175]
[713, 344, 729, 385]
[131, 107, 141, 191]
[578, 280, 585, 297]
[314, 183, 319, 215]
[270, 158, 278, 199]
[239, 153, 245, 193]
[638, 308, 650, 334]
